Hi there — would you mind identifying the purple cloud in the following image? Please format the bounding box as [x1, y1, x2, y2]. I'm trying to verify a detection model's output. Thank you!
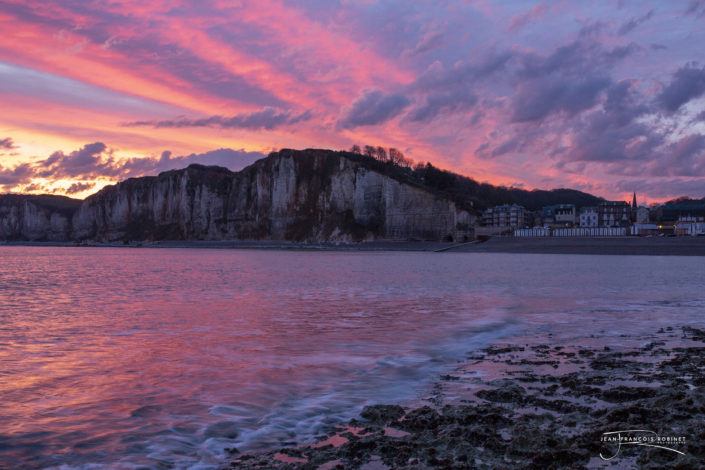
[511, 76, 611, 122]
[0, 163, 33, 185]
[151, 148, 264, 173]
[35, 142, 116, 179]
[406, 31, 445, 57]
[0, 143, 266, 193]
[686, 0, 705, 17]
[648, 134, 705, 177]
[495, 37, 640, 124]
[518, 39, 639, 79]
[616, 178, 705, 199]
[617, 9, 654, 35]
[406, 89, 478, 123]
[508, 3, 548, 31]
[491, 139, 520, 158]
[603, 79, 651, 126]
[126, 108, 312, 130]
[564, 81, 658, 163]
[656, 63, 705, 112]
[338, 89, 410, 129]
[401, 53, 512, 124]
[412, 53, 513, 91]
[0, 137, 18, 150]
[65, 182, 96, 194]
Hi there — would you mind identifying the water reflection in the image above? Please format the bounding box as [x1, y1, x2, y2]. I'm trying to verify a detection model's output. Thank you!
[1, 248, 704, 468]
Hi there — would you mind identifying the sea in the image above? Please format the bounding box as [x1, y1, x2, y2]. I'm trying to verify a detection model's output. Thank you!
[1, 246, 704, 469]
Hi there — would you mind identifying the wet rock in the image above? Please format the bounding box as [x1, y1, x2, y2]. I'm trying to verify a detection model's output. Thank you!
[230, 328, 705, 469]
[476, 380, 526, 404]
[485, 345, 525, 355]
[528, 448, 589, 470]
[340, 436, 378, 460]
[399, 406, 442, 431]
[589, 354, 641, 370]
[440, 374, 460, 381]
[526, 396, 590, 414]
[359, 404, 405, 425]
[600, 386, 659, 403]
[441, 405, 513, 427]
[683, 326, 705, 341]
[642, 341, 666, 352]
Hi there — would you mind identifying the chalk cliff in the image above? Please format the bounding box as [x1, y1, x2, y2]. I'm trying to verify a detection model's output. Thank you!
[1, 149, 475, 243]
[0, 194, 79, 241]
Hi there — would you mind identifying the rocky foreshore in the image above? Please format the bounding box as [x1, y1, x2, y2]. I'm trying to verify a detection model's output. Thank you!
[228, 327, 705, 469]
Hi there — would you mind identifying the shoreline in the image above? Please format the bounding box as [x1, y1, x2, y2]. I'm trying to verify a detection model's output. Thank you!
[445, 236, 705, 256]
[0, 240, 455, 252]
[229, 327, 705, 469]
[2, 236, 705, 255]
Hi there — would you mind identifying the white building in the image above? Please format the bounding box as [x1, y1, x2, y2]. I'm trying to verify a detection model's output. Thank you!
[675, 216, 705, 236]
[635, 206, 650, 224]
[554, 204, 576, 226]
[579, 207, 598, 227]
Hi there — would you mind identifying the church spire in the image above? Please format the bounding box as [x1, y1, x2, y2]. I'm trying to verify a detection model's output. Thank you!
[632, 192, 637, 209]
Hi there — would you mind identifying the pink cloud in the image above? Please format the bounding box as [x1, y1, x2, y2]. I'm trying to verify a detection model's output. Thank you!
[0, 0, 704, 202]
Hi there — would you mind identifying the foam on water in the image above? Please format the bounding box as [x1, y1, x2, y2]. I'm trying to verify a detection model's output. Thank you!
[43, 320, 517, 470]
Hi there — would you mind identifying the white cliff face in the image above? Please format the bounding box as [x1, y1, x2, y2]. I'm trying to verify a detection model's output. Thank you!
[0, 196, 75, 241]
[2, 150, 476, 242]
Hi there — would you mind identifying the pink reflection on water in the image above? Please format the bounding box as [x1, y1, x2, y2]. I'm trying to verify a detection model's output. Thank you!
[0, 247, 515, 467]
[1, 247, 704, 468]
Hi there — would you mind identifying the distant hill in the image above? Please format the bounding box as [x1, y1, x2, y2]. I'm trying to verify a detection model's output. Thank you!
[340, 150, 603, 211]
[663, 196, 705, 206]
[0, 194, 82, 215]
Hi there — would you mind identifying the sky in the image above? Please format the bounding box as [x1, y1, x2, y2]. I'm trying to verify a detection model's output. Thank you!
[1, 1, 705, 202]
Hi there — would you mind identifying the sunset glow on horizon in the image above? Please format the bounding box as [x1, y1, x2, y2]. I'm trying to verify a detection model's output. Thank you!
[1, 1, 705, 202]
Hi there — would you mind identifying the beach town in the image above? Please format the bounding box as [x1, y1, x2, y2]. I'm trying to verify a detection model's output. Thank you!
[479, 195, 705, 238]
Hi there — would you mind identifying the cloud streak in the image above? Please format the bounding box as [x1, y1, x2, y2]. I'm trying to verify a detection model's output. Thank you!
[508, 3, 548, 31]
[338, 89, 410, 129]
[617, 9, 654, 35]
[125, 108, 312, 130]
